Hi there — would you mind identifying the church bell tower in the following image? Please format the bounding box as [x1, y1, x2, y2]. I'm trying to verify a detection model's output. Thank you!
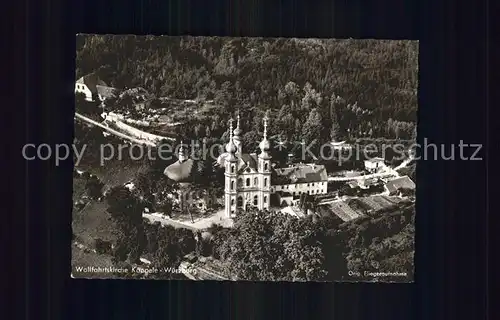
[224, 118, 238, 218]
[257, 112, 272, 211]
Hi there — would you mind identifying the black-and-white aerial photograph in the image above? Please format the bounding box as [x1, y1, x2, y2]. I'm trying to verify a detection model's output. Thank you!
[72, 35, 418, 282]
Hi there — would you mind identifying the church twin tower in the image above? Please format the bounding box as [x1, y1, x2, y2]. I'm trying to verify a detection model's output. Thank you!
[223, 113, 272, 218]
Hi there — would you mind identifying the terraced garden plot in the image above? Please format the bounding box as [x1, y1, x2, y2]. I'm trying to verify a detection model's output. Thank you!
[382, 196, 403, 204]
[327, 201, 362, 222]
[371, 196, 396, 208]
[358, 197, 386, 212]
[346, 198, 369, 213]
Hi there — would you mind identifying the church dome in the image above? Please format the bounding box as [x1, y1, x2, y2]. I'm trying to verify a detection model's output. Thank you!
[259, 139, 270, 151]
[216, 153, 228, 166]
[164, 158, 195, 183]
[233, 127, 242, 136]
[233, 134, 241, 145]
[225, 140, 237, 153]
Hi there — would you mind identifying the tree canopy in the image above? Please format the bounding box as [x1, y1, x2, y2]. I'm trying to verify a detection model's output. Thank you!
[208, 203, 415, 282]
[214, 210, 328, 281]
[76, 36, 418, 144]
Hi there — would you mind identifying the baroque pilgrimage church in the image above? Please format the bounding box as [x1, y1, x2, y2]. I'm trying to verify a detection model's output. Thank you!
[217, 114, 272, 217]
[165, 113, 329, 219]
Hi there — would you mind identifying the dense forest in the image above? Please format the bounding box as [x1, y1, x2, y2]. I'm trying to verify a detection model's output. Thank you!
[76, 35, 418, 144]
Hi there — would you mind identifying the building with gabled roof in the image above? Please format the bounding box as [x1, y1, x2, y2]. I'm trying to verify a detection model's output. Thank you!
[271, 163, 328, 196]
[364, 157, 386, 173]
[75, 72, 117, 102]
[348, 177, 381, 189]
[384, 175, 415, 195]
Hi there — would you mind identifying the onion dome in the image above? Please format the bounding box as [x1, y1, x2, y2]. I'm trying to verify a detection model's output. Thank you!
[164, 144, 196, 184]
[164, 158, 195, 183]
[259, 139, 270, 151]
[233, 132, 242, 150]
[233, 113, 242, 153]
[225, 118, 237, 155]
[259, 112, 271, 153]
[233, 114, 242, 136]
[233, 127, 242, 136]
[226, 140, 237, 153]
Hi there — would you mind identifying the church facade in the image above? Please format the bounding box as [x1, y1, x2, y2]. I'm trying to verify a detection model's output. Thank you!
[217, 114, 272, 217]
[217, 113, 328, 218]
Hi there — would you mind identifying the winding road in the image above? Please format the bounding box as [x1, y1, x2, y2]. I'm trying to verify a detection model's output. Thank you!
[75, 112, 157, 146]
[75, 112, 177, 146]
[327, 154, 414, 182]
[143, 213, 198, 231]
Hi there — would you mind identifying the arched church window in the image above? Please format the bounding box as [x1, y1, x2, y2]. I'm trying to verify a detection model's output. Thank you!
[264, 196, 267, 204]
[246, 178, 250, 186]
[231, 165, 235, 173]
[265, 163, 269, 171]
[264, 178, 267, 187]
[231, 199, 235, 206]
[231, 181, 235, 190]
[237, 196, 243, 207]
[253, 196, 258, 206]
